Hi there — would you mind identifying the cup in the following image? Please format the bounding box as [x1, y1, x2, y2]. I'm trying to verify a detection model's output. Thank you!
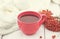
[17, 11, 46, 35]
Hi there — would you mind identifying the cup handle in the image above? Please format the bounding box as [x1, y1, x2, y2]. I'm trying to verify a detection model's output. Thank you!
[39, 14, 47, 25]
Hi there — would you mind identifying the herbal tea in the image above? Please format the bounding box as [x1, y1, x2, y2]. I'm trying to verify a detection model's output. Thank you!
[20, 15, 39, 23]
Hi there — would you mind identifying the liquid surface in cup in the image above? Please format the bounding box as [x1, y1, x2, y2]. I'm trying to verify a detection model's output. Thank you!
[20, 15, 39, 23]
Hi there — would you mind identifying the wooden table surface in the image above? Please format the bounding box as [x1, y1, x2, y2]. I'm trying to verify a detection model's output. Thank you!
[3, 25, 60, 39]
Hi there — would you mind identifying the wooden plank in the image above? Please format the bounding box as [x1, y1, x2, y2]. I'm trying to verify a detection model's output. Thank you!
[44, 27, 60, 39]
[3, 25, 44, 39]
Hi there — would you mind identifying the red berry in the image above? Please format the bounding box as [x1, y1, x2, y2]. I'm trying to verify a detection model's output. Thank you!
[40, 10, 60, 32]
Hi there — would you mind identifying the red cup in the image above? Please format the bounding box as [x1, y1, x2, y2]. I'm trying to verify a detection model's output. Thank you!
[17, 11, 46, 35]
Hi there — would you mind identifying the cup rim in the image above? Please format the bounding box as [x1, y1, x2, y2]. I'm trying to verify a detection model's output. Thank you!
[17, 11, 42, 24]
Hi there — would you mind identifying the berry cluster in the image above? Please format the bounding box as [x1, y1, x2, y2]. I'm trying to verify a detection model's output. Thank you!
[40, 10, 60, 32]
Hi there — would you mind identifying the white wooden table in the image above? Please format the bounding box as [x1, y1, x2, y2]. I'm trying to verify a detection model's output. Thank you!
[3, 25, 60, 39]
[3, 25, 44, 39]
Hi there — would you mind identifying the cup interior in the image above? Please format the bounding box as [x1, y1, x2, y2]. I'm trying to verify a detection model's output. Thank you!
[18, 11, 41, 23]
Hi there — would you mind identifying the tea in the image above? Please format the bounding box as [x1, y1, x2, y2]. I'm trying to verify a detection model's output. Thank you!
[20, 15, 39, 23]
